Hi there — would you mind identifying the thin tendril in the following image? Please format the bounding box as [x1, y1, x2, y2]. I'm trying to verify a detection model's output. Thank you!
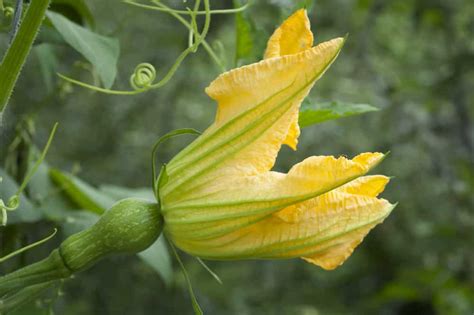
[152, 0, 225, 71]
[190, 0, 200, 50]
[169, 242, 203, 315]
[1, 203, 7, 226]
[124, 0, 250, 15]
[59, 0, 214, 95]
[150, 128, 201, 200]
[196, 257, 223, 284]
[16, 122, 58, 196]
[187, 13, 194, 48]
[0, 228, 57, 263]
[0, 123, 58, 226]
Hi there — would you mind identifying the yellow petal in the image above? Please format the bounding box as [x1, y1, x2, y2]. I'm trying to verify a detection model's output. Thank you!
[282, 112, 301, 150]
[337, 175, 390, 197]
[264, 9, 313, 150]
[162, 38, 345, 200]
[170, 176, 395, 269]
[264, 9, 314, 59]
[163, 153, 385, 240]
[275, 175, 390, 222]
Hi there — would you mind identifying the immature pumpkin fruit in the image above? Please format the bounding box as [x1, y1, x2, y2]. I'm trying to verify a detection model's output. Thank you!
[159, 9, 395, 270]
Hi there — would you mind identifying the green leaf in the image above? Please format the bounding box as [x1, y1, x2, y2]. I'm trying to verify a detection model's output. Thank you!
[138, 236, 173, 286]
[59, 210, 99, 236]
[27, 161, 100, 233]
[27, 159, 77, 213]
[46, 11, 119, 88]
[0, 0, 51, 113]
[294, 0, 315, 11]
[99, 184, 155, 201]
[50, 0, 95, 28]
[233, 0, 256, 66]
[34, 43, 58, 93]
[298, 100, 379, 128]
[0, 169, 43, 224]
[49, 168, 116, 214]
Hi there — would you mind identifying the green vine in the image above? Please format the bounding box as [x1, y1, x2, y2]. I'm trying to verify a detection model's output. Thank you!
[58, 0, 214, 95]
[0, 0, 51, 114]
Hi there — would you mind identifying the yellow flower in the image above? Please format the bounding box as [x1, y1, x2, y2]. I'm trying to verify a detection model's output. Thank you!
[159, 9, 395, 270]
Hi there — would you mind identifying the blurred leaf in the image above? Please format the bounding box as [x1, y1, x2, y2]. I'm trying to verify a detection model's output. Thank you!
[0, 169, 43, 224]
[298, 100, 379, 128]
[50, 0, 95, 28]
[294, 0, 315, 10]
[377, 283, 421, 301]
[49, 168, 115, 214]
[234, 0, 256, 66]
[34, 44, 58, 93]
[28, 159, 101, 234]
[46, 11, 119, 88]
[27, 159, 76, 213]
[99, 184, 155, 201]
[138, 236, 173, 286]
[59, 210, 99, 236]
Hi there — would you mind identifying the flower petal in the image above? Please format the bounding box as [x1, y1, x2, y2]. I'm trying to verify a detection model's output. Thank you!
[336, 174, 390, 197]
[263, 9, 314, 150]
[162, 38, 345, 199]
[169, 175, 395, 270]
[264, 9, 314, 59]
[163, 153, 385, 239]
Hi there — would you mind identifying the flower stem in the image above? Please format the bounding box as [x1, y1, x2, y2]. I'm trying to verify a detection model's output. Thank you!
[0, 250, 71, 297]
[0, 0, 51, 114]
[0, 281, 58, 313]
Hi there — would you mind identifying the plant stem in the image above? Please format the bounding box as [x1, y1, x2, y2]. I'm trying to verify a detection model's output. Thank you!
[9, 0, 23, 43]
[0, 0, 51, 114]
[0, 281, 58, 313]
[0, 249, 71, 297]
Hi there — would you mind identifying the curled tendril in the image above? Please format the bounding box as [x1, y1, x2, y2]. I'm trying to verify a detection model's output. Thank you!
[3, 6, 14, 17]
[6, 195, 19, 210]
[130, 63, 157, 90]
[0, 184, 19, 226]
[0, 199, 8, 226]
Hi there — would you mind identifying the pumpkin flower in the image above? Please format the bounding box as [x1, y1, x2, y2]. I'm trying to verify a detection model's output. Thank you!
[0, 11, 398, 310]
[159, 9, 395, 270]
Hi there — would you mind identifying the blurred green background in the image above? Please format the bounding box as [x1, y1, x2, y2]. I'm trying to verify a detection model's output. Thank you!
[1, 0, 473, 314]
